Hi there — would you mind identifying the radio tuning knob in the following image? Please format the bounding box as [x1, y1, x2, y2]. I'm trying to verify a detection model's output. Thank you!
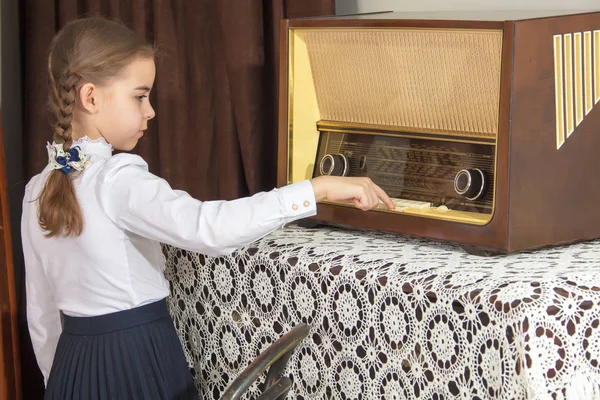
[453, 168, 486, 201]
[319, 153, 349, 177]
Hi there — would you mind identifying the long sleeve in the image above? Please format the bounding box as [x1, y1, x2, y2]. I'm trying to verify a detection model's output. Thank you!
[22, 207, 62, 386]
[98, 154, 317, 256]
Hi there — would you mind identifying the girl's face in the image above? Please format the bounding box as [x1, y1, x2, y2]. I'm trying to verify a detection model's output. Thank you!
[93, 57, 156, 151]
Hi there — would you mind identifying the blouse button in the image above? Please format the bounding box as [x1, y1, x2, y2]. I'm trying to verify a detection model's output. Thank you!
[292, 203, 299, 210]
[303, 200, 310, 207]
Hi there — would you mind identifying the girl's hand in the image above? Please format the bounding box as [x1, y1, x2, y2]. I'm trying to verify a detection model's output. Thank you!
[310, 176, 395, 211]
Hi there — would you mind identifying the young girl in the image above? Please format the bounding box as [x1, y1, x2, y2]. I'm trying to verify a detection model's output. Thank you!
[21, 17, 394, 399]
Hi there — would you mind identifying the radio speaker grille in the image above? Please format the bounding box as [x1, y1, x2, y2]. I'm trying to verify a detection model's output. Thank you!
[302, 29, 503, 136]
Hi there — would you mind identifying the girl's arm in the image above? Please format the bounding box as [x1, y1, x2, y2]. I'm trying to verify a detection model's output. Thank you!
[98, 154, 318, 256]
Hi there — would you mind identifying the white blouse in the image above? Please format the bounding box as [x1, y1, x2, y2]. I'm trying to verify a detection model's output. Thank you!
[21, 137, 317, 384]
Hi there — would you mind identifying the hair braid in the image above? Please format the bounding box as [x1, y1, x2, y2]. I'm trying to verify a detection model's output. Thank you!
[53, 72, 79, 149]
[38, 69, 85, 237]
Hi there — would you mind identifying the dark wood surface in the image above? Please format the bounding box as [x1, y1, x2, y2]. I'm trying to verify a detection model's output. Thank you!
[277, 19, 291, 189]
[0, 112, 21, 400]
[508, 13, 600, 251]
[304, 9, 600, 22]
[288, 16, 505, 29]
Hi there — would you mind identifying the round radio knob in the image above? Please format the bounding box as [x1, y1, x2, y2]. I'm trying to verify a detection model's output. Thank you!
[454, 168, 486, 200]
[319, 153, 349, 177]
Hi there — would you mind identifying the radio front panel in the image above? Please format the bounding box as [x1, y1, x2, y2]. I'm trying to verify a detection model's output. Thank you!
[312, 123, 496, 224]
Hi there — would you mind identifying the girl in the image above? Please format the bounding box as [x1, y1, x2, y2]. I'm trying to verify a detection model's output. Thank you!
[21, 17, 394, 399]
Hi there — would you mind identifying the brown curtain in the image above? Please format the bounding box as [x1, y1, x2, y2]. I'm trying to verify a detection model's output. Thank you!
[19, 0, 334, 397]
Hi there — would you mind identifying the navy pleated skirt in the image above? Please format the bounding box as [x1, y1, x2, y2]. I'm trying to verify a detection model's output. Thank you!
[44, 298, 199, 400]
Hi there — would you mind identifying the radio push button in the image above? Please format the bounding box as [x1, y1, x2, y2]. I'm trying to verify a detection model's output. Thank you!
[377, 198, 433, 211]
[453, 168, 486, 201]
[319, 153, 349, 176]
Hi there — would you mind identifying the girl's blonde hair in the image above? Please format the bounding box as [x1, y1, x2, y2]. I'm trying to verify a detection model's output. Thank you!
[38, 17, 154, 237]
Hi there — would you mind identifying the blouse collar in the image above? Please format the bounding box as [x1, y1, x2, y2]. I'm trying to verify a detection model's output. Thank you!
[71, 136, 113, 160]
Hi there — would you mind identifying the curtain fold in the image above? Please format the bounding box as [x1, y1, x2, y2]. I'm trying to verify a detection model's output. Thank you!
[20, 0, 335, 397]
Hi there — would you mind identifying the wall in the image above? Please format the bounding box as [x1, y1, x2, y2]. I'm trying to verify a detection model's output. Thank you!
[1, 0, 24, 296]
[336, 0, 600, 14]
[0, 0, 27, 395]
[0, 0, 2, 109]
[0, 0, 26, 397]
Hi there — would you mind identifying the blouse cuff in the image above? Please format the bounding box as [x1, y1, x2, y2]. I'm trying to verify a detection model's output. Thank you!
[278, 180, 317, 219]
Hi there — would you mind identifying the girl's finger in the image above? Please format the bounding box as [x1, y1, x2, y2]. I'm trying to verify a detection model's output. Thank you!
[373, 183, 394, 209]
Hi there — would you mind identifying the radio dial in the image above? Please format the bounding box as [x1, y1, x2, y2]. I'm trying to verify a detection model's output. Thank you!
[454, 168, 486, 201]
[319, 153, 349, 177]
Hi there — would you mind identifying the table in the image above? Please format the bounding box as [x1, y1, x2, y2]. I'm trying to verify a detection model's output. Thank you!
[163, 224, 600, 399]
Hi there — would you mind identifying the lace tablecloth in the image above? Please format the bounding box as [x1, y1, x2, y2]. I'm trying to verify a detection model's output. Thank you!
[163, 224, 600, 400]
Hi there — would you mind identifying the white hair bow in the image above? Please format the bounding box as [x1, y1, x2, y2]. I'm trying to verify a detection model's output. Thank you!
[47, 142, 91, 174]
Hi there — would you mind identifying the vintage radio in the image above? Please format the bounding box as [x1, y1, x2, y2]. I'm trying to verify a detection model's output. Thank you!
[277, 10, 600, 255]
